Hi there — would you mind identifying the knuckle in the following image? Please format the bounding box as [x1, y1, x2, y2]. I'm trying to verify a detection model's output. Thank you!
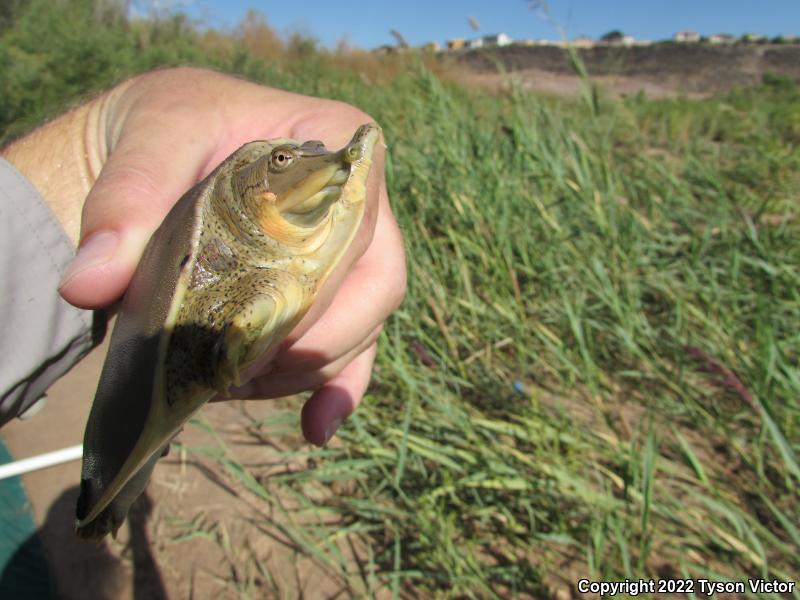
[391, 274, 408, 311]
[388, 240, 408, 311]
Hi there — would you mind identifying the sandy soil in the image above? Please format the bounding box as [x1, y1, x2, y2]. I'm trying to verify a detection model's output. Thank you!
[460, 67, 710, 99]
[1, 329, 345, 599]
[455, 43, 800, 97]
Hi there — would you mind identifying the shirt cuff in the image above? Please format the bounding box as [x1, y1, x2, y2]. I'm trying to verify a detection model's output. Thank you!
[0, 158, 105, 426]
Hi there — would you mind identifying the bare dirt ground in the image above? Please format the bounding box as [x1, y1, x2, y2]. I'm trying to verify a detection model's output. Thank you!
[2, 331, 347, 599]
[454, 43, 800, 98]
[460, 67, 711, 99]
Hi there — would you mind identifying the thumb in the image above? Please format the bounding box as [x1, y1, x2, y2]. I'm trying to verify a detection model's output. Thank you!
[57, 124, 215, 309]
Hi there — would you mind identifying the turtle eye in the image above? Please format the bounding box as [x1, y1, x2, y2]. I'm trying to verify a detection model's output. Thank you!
[270, 148, 296, 171]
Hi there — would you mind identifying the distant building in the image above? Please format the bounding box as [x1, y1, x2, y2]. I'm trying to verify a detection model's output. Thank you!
[422, 42, 440, 52]
[709, 33, 736, 44]
[446, 38, 465, 50]
[481, 33, 513, 47]
[522, 38, 555, 46]
[674, 30, 700, 43]
[466, 37, 484, 49]
[572, 35, 594, 47]
[599, 31, 635, 46]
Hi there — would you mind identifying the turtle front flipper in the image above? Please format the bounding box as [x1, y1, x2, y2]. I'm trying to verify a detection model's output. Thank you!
[168, 267, 308, 397]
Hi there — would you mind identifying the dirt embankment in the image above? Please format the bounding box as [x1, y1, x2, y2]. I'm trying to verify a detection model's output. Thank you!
[456, 43, 800, 97]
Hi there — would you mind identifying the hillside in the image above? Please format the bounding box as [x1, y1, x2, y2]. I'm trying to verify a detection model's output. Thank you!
[457, 43, 800, 96]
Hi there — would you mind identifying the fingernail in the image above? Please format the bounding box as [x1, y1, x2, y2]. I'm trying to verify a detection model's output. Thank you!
[58, 231, 119, 289]
[323, 417, 343, 444]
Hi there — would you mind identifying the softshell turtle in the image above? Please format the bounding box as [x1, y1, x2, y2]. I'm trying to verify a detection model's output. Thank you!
[76, 123, 382, 540]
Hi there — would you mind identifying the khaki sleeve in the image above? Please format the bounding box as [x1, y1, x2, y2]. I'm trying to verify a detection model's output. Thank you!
[0, 158, 105, 426]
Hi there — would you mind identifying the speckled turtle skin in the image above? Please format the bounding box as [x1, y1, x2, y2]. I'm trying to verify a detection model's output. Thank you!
[76, 124, 381, 540]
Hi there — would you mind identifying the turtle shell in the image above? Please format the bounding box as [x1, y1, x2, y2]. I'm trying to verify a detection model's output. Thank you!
[75, 124, 381, 539]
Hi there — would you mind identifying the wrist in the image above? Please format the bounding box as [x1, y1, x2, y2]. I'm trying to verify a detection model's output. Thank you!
[0, 79, 133, 247]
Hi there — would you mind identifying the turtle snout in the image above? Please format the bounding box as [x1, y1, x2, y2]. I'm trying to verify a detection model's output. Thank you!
[342, 123, 380, 165]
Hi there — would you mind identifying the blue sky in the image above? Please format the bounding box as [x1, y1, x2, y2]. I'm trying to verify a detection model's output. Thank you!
[151, 0, 800, 49]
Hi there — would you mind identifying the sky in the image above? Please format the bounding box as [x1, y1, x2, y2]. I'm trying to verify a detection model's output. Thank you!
[144, 0, 800, 49]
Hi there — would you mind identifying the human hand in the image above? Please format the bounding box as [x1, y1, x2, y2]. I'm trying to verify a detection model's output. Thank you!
[3, 67, 406, 445]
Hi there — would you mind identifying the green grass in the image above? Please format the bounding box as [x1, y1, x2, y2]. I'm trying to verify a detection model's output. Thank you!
[3, 2, 799, 597]
[231, 71, 798, 598]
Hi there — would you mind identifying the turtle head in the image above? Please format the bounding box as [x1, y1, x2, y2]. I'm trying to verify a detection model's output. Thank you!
[268, 123, 379, 214]
[231, 124, 381, 246]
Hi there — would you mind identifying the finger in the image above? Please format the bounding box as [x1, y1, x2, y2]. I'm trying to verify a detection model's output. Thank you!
[272, 187, 406, 374]
[57, 108, 223, 309]
[228, 323, 383, 400]
[301, 342, 378, 446]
